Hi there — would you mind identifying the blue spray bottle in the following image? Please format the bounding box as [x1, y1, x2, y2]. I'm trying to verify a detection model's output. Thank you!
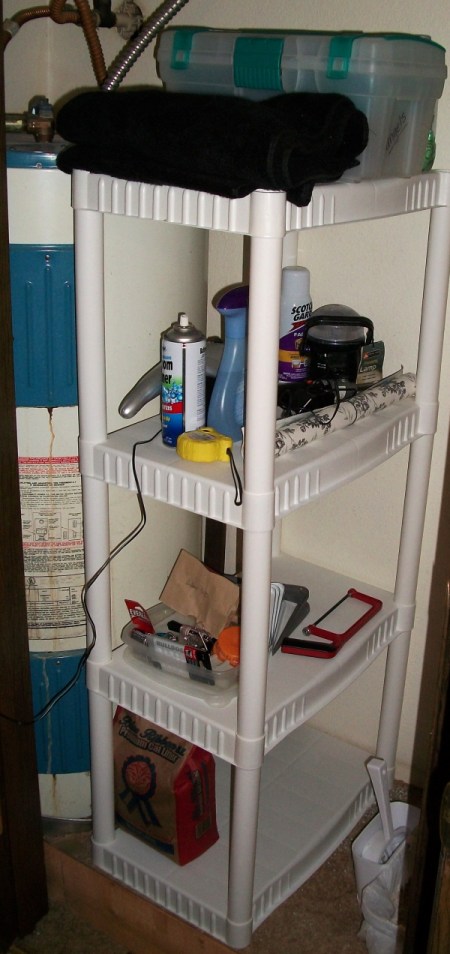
[207, 285, 248, 442]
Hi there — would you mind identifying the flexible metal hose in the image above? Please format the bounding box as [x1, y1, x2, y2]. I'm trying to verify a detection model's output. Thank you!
[102, 0, 190, 90]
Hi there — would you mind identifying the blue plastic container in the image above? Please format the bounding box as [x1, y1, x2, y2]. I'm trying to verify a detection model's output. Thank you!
[207, 286, 248, 442]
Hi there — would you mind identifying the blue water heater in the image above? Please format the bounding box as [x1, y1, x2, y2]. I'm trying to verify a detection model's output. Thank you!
[7, 138, 90, 819]
[8, 140, 77, 407]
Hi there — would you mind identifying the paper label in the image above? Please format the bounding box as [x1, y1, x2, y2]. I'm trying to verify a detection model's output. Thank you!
[19, 456, 85, 639]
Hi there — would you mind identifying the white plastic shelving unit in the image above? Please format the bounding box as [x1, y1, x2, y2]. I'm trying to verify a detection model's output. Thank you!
[73, 168, 450, 949]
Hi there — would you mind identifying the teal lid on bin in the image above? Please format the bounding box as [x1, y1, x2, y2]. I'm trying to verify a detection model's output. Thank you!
[170, 27, 209, 69]
[327, 31, 446, 79]
[234, 36, 284, 90]
[170, 28, 285, 89]
[328, 35, 362, 79]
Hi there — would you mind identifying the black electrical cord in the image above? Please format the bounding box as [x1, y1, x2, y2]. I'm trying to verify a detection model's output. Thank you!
[227, 446, 243, 506]
[0, 428, 161, 727]
[325, 377, 343, 424]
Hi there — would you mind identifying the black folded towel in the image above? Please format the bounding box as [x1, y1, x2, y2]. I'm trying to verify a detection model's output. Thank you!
[56, 88, 368, 206]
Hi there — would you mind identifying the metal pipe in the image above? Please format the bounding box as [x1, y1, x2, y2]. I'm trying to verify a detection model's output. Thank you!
[5, 113, 26, 134]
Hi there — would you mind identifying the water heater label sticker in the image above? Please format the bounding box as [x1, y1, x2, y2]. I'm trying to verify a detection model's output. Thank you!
[19, 456, 85, 640]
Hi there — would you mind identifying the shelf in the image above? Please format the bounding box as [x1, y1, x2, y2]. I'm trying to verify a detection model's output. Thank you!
[92, 723, 374, 945]
[87, 557, 397, 764]
[72, 168, 450, 234]
[80, 398, 421, 528]
[76, 165, 450, 949]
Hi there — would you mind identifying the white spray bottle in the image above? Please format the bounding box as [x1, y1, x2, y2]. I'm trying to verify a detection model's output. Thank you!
[278, 266, 312, 383]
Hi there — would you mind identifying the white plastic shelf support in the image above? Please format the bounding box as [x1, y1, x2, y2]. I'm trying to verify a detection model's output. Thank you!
[80, 399, 422, 526]
[91, 726, 374, 945]
[74, 207, 116, 846]
[217, 190, 286, 947]
[72, 169, 450, 233]
[377, 199, 450, 782]
[86, 560, 397, 764]
[73, 169, 450, 949]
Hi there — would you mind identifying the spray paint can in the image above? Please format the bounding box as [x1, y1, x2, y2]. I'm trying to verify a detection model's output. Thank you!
[161, 312, 206, 446]
[278, 266, 312, 383]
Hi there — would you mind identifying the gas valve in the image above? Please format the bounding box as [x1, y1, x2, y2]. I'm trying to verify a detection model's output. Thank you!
[27, 96, 55, 142]
[5, 95, 54, 142]
[114, 0, 143, 40]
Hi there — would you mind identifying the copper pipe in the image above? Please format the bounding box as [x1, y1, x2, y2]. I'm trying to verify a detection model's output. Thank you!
[3, 0, 106, 85]
[49, 0, 82, 22]
[50, 0, 106, 83]
[2, 6, 50, 48]
[11, 5, 53, 21]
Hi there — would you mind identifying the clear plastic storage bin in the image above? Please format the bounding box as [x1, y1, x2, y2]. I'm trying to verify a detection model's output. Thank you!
[121, 602, 239, 692]
[156, 29, 447, 180]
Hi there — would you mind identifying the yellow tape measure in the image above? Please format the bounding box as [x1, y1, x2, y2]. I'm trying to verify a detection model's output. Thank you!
[177, 427, 233, 462]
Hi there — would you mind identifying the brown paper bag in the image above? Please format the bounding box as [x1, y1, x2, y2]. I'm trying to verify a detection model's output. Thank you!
[114, 707, 218, 865]
[160, 549, 240, 637]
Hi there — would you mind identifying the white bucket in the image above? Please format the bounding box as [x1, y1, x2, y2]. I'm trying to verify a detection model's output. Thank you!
[352, 801, 420, 901]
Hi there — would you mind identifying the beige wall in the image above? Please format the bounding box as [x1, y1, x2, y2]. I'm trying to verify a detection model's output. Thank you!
[5, 0, 450, 784]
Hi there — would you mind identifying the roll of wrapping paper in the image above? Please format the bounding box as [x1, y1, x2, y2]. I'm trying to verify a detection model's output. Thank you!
[273, 371, 416, 458]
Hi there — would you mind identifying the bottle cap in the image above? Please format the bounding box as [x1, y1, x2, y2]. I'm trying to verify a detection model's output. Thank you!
[281, 266, 311, 308]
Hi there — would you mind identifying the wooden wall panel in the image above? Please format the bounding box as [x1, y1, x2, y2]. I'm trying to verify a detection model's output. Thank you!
[0, 12, 48, 948]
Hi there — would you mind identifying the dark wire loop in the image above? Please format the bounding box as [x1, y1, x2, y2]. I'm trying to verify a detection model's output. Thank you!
[0, 429, 161, 727]
[227, 447, 243, 506]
